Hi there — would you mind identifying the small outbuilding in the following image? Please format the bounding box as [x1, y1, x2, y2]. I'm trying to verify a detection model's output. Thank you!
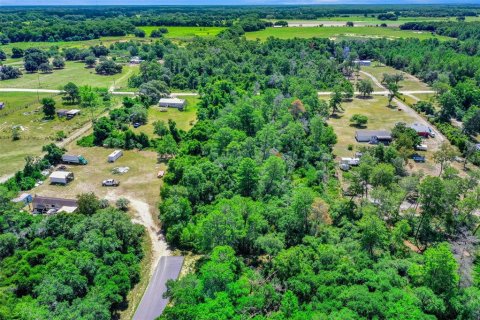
[409, 123, 434, 138]
[356, 130, 392, 144]
[66, 109, 80, 119]
[32, 196, 78, 214]
[159, 98, 186, 110]
[12, 193, 32, 206]
[130, 56, 144, 64]
[353, 59, 372, 66]
[49, 171, 74, 185]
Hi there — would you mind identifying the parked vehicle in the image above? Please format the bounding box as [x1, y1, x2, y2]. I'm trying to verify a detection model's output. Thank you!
[108, 150, 123, 163]
[102, 179, 120, 187]
[62, 154, 88, 165]
[415, 144, 428, 151]
[339, 163, 350, 171]
[133, 122, 141, 128]
[412, 154, 426, 163]
[157, 170, 165, 178]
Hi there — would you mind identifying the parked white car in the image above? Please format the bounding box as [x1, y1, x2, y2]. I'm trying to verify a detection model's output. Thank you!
[415, 144, 428, 151]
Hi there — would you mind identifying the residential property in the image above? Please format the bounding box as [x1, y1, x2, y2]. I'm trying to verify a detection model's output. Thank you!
[159, 98, 186, 110]
[353, 59, 372, 66]
[12, 193, 32, 206]
[32, 195, 78, 214]
[49, 171, 74, 185]
[0, 102, 5, 110]
[355, 130, 392, 144]
[409, 123, 434, 137]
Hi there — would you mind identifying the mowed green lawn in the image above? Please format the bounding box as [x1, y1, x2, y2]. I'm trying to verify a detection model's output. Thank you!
[0, 61, 138, 90]
[139, 26, 226, 39]
[0, 92, 114, 177]
[246, 26, 452, 41]
[326, 95, 417, 158]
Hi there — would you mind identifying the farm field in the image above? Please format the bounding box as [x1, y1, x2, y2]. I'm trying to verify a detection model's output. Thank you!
[139, 26, 226, 39]
[0, 92, 116, 178]
[245, 26, 452, 41]
[0, 61, 138, 90]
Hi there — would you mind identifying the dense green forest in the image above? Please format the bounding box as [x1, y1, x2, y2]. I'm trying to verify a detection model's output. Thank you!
[0, 194, 144, 319]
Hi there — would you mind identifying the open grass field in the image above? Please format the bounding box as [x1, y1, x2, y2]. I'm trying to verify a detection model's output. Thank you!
[139, 26, 226, 39]
[0, 61, 138, 90]
[0, 92, 116, 177]
[361, 65, 432, 91]
[245, 26, 452, 41]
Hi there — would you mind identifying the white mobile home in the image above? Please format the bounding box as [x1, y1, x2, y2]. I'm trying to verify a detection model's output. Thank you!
[159, 98, 186, 110]
[108, 150, 123, 163]
[49, 171, 74, 185]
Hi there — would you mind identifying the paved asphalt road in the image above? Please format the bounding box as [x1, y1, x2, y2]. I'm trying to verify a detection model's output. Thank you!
[133, 256, 185, 320]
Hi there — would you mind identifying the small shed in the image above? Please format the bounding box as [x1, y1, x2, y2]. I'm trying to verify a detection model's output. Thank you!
[356, 130, 392, 144]
[66, 109, 80, 119]
[0, 102, 5, 110]
[49, 171, 74, 185]
[12, 193, 32, 206]
[32, 196, 78, 214]
[130, 56, 144, 64]
[159, 98, 186, 110]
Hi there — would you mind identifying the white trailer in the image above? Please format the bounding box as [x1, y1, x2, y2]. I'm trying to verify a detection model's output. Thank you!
[108, 150, 123, 163]
[340, 157, 360, 166]
[50, 171, 74, 185]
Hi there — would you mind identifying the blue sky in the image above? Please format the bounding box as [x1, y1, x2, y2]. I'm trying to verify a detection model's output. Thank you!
[0, 0, 472, 5]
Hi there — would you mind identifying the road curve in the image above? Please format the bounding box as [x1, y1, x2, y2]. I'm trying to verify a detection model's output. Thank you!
[133, 256, 184, 320]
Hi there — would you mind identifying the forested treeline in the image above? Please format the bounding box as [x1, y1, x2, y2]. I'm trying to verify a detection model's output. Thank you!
[401, 21, 480, 41]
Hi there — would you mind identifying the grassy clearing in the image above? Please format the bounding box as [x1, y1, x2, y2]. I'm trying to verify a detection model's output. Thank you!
[0, 92, 116, 177]
[245, 26, 452, 41]
[266, 16, 458, 27]
[133, 96, 199, 136]
[326, 95, 416, 158]
[361, 65, 432, 91]
[0, 61, 138, 90]
[139, 26, 225, 39]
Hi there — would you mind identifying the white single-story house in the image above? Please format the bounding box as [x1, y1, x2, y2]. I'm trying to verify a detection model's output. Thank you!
[159, 98, 186, 110]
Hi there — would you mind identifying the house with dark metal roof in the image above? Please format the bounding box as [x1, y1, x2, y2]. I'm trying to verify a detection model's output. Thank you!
[355, 130, 392, 144]
[32, 196, 78, 214]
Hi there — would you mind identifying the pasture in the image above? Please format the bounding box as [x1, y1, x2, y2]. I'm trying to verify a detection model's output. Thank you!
[245, 26, 452, 41]
[0, 61, 138, 90]
[361, 65, 432, 91]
